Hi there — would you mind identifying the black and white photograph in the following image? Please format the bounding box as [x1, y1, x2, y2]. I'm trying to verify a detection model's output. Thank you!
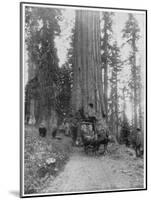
[20, 2, 147, 197]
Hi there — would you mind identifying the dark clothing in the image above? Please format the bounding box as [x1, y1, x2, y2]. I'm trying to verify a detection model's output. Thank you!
[52, 128, 57, 138]
[39, 127, 47, 137]
[71, 125, 78, 145]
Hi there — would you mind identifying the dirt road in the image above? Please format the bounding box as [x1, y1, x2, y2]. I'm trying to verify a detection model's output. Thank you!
[41, 146, 144, 194]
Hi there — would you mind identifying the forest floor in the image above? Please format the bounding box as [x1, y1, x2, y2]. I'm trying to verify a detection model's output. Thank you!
[24, 125, 73, 194]
[24, 125, 145, 195]
[41, 143, 145, 194]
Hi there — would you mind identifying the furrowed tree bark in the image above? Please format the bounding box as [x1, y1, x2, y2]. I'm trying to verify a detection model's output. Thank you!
[72, 10, 105, 122]
[103, 24, 108, 122]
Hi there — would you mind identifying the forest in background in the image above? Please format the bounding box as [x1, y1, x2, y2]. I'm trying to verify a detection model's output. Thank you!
[24, 6, 145, 142]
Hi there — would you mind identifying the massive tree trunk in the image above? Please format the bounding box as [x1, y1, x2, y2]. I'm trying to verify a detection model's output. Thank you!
[72, 10, 105, 121]
[103, 27, 108, 122]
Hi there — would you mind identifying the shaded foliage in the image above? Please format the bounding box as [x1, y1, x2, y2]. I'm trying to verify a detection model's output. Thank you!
[56, 64, 73, 118]
[25, 7, 62, 120]
[101, 12, 114, 66]
[119, 118, 131, 146]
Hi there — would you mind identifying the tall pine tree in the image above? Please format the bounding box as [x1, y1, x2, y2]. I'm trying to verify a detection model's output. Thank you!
[122, 14, 140, 128]
[101, 12, 114, 121]
[109, 42, 122, 136]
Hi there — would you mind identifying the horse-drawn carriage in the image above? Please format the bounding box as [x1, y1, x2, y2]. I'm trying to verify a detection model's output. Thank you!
[79, 120, 111, 155]
[61, 107, 112, 155]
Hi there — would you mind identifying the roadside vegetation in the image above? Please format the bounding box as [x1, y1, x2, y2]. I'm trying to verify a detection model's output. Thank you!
[24, 126, 72, 194]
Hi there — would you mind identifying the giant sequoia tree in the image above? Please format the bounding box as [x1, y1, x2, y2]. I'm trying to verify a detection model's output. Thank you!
[72, 10, 106, 122]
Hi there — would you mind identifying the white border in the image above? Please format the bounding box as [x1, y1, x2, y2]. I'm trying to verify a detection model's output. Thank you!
[24, 3, 146, 14]
[21, 2, 147, 197]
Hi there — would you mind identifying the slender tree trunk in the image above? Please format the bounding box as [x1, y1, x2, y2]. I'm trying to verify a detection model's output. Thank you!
[138, 64, 142, 130]
[72, 10, 105, 121]
[110, 100, 114, 133]
[104, 62, 108, 121]
[138, 90, 142, 129]
[122, 87, 126, 121]
[134, 71, 137, 128]
[132, 40, 137, 128]
[115, 74, 118, 136]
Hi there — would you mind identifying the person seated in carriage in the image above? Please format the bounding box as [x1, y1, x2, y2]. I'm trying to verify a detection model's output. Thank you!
[86, 103, 97, 133]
